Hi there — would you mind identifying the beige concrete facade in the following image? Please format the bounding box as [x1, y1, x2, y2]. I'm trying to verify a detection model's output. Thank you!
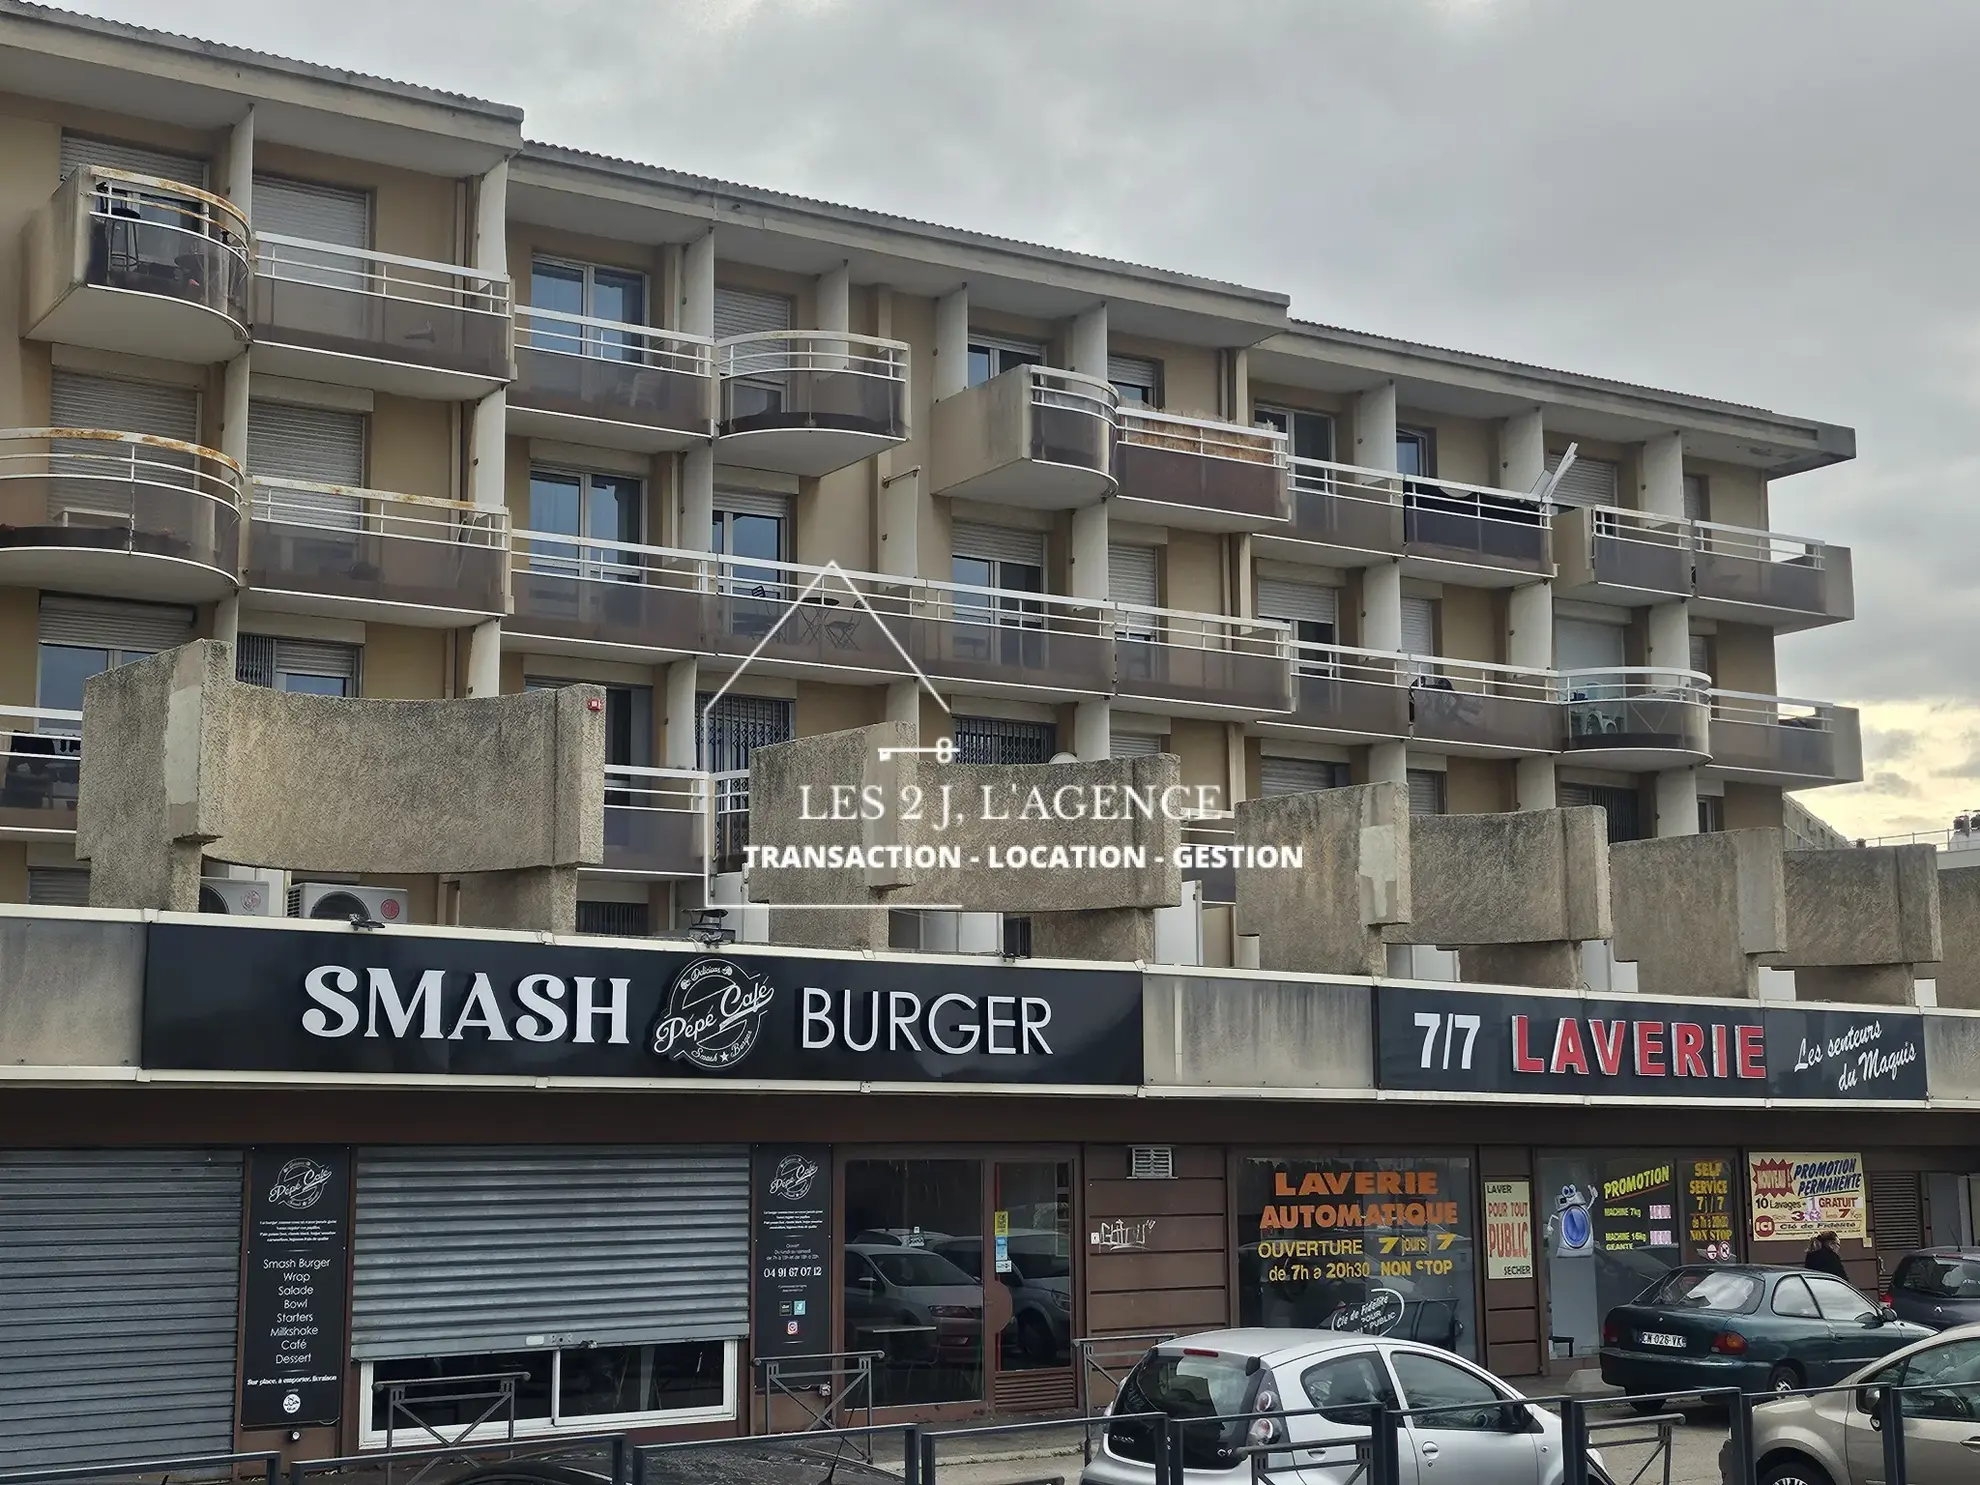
[0, 4, 1867, 973]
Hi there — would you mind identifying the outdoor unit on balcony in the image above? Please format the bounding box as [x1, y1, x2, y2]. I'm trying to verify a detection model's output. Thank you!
[197, 876, 281, 916]
[288, 881, 410, 924]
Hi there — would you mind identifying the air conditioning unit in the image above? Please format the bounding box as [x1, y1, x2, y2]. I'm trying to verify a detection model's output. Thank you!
[198, 876, 280, 916]
[288, 882, 410, 924]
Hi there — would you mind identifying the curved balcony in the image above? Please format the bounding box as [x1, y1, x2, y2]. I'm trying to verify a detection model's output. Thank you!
[253, 234, 512, 399]
[716, 331, 909, 477]
[1113, 604, 1293, 718]
[931, 365, 1117, 508]
[23, 167, 251, 363]
[1706, 691, 1862, 787]
[1113, 408, 1288, 532]
[1559, 668, 1711, 769]
[0, 428, 243, 602]
[1554, 505, 1691, 606]
[1692, 522, 1853, 631]
[0, 707, 81, 841]
[511, 307, 713, 452]
[247, 478, 507, 626]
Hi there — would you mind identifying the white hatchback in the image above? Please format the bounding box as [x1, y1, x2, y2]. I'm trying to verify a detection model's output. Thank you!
[1078, 1329, 1612, 1485]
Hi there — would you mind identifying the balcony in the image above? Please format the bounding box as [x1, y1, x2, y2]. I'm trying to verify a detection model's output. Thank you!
[1279, 644, 1411, 742]
[253, 234, 513, 399]
[1401, 477, 1552, 583]
[1691, 522, 1853, 631]
[1706, 691, 1862, 787]
[22, 167, 250, 364]
[1113, 605, 1293, 718]
[930, 365, 1117, 508]
[247, 478, 507, 626]
[0, 428, 243, 602]
[510, 307, 713, 452]
[596, 766, 705, 877]
[1554, 506, 1691, 606]
[716, 332, 909, 477]
[0, 708, 80, 841]
[1112, 408, 1289, 532]
[1267, 460, 1406, 565]
[1405, 656, 1560, 757]
[1560, 668, 1712, 769]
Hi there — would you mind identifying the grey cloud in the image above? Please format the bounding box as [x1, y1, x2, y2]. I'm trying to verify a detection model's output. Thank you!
[1862, 771, 1920, 798]
[66, 0, 1980, 718]
[1865, 728, 1919, 763]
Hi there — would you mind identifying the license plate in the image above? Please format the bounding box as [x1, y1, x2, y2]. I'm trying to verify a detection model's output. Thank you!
[1639, 1332, 1687, 1349]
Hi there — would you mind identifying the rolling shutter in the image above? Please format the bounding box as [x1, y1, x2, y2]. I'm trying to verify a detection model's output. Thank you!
[1689, 634, 1712, 680]
[24, 867, 89, 907]
[248, 401, 365, 484]
[59, 134, 207, 186]
[1109, 545, 1159, 608]
[1555, 618, 1626, 673]
[1401, 597, 1437, 656]
[38, 595, 196, 651]
[239, 636, 360, 692]
[713, 287, 793, 340]
[1108, 354, 1160, 401]
[350, 1147, 750, 1359]
[1260, 756, 1345, 796]
[1547, 452, 1619, 507]
[954, 521, 1045, 566]
[1868, 1171, 1924, 1255]
[0, 1150, 242, 1468]
[713, 488, 792, 521]
[51, 372, 198, 442]
[1256, 580, 1337, 627]
[1407, 769, 1446, 816]
[252, 176, 369, 248]
[1110, 732, 1163, 760]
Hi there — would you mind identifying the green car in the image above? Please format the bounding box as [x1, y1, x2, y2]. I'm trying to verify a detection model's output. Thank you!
[1600, 1265, 1933, 1411]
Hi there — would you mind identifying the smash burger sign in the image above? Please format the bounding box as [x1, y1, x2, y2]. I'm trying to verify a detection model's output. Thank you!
[141, 923, 1143, 1085]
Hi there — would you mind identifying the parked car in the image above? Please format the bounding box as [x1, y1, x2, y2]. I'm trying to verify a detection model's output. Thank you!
[1601, 1265, 1931, 1413]
[1722, 1322, 1980, 1485]
[1079, 1328, 1613, 1485]
[1886, 1249, 1980, 1331]
[931, 1229, 1073, 1364]
[842, 1242, 982, 1362]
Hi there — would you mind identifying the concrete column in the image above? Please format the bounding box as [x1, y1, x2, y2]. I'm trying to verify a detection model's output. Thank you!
[665, 658, 699, 768]
[816, 262, 850, 333]
[1074, 700, 1111, 762]
[465, 377, 507, 699]
[885, 681, 921, 729]
[1509, 578, 1556, 810]
[681, 232, 715, 338]
[225, 108, 254, 219]
[1657, 767, 1700, 838]
[1369, 739, 1409, 787]
[1355, 383, 1404, 741]
[218, 109, 252, 656]
[1640, 430, 1685, 517]
[465, 620, 501, 696]
[681, 445, 715, 556]
[1068, 303, 1108, 380]
[473, 157, 508, 276]
[1647, 599, 1690, 670]
[1363, 561, 1403, 651]
[1231, 348, 1250, 424]
[1499, 408, 1545, 493]
[934, 286, 969, 401]
[1071, 501, 1109, 602]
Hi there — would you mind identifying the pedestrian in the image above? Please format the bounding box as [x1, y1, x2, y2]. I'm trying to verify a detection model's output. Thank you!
[1804, 1229, 1849, 1279]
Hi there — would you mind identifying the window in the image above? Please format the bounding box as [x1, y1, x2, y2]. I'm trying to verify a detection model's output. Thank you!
[1771, 1276, 1820, 1318]
[1559, 783, 1643, 844]
[1806, 1275, 1878, 1324]
[1254, 406, 1334, 464]
[1547, 452, 1620, 507]
[953, 523, 1047, 644]
[531, 259, 646, 358]
[1256, 580, 1337, 666]
[1886, 1338, 1980, 1420]
[1401, 597, 1437, 656]
[699, 693, 788, 872]
[1698, 796, 1725, 834]
[1108, 354, 1161, 407]
[236, 636, 361, 697]
[967, 335, 1044, 389]
[1300, 1351, 1399, 1423]
[528, 679, 654, 769]
[954, 717, 1055, 765]
[843, 1159, 985, 1407]
[1387, 1352, 1512, 1432]
[529, 469, 641, 580]
[26, 867, 89, 907]
[1407, 769, 1445, 817]
[715, 288, 795, 422]
[1260, 757, 1348, 797]
[712, 500, 788, 569]
[1640, 1269, 1763, 1314]
[36, 597, 195, 729]
[1396, 429, 1434, 478]
[362, 1341, 732, 1441]
[1898, 1256, 1980, 1300]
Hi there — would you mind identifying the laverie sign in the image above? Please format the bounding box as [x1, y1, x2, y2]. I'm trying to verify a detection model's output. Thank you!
[143, 925, 1143, 1086]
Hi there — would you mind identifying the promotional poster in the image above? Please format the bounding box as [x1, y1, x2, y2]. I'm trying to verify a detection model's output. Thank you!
[1747, 1152, 1868, 1241]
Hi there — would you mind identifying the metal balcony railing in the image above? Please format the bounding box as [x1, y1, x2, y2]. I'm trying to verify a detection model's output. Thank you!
[1707, 688, 1861, 783]
[1114, 408, 1288, 527]
[600, 765, 707, 876]
[1025, 365, 1118, 471]
[1560, 667, 1712, 758]
[717, 331, 908, 441]
[1285, 458, 1552, 572]
[1405, 653, 1560, 754]
[1113, 601, 1294, 713]
[0, 427, 244, 588]
[1691, 517, 1842, 619]
[254, 233, 513, 382]
[0, 706, 82, 834]
[50, 165, 252, 327]
[248, 477, 508, 619]
[1569, 505, 1693, 597]
[512, 306, 713, 442]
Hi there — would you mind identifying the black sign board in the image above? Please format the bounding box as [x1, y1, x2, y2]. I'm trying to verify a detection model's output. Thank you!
[240, 1146, 351, 1429]
[141, 924, 1143, 1085]
[752, 1145, 833, 1367]
[1377, 986, 1927, 1103]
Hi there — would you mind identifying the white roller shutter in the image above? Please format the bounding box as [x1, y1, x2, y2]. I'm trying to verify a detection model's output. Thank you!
[1109, 545, 1159, 607]
[0, 1150, 242, 1468]
[38, 595, 195, 651]
[1401, 596, 1437, 655]
[252, 176, 369, 247]
[24, 867, 90, 907]
[954, 521, 1045, 566]
[714, 287, 793, 340]
[51, 372, 198, 442]
[1260, 756, 1344, 796]
[1690, 633, 1712, 680]
[1555, 618, 1626, 673]
[248, 401, 364, 483]
[713, 488, 793, 521]
[59, 133, 207, 186]
[1110, 732, 1164, 760]
[351, 1147, 750, 1359]
[1546, 452, 1620, 507]
[238, 635, 361, 692]
[1407, 769, 1447, 816]
[1256, 580, 1338, 626]
[1108, 354, 1160, 402]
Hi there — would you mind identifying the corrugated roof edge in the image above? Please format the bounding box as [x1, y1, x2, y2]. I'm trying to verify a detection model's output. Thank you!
[0, 0, 524, 122]
[1285, 317, 1858, 460]
[520, 140, 1291, 315]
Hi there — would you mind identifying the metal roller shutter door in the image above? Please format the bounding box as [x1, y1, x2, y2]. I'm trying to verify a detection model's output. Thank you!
[1260, 756, 1344, 796]
[713, 288, 793, 340]
[248, 401, 365, 530]
[351, 1147, 750, 1359]
[38, 595, 196, 651]
[1407, 769, 1446, 816]
[1401, 597, 1437, 656]
[0, 1150, 242, 1468]
[713, 488, 792, 521]
[60, 134, 207, 186]
[953, 522, 1045, 566]
[1109, 732, 1163, 760]
[1546, 452, 1619, 508]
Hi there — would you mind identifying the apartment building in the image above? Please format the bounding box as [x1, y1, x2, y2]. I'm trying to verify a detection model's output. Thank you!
[0, 1, 1861, 952]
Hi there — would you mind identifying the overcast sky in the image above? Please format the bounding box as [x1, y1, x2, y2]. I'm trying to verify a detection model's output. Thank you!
[71, 0, 1980, 839]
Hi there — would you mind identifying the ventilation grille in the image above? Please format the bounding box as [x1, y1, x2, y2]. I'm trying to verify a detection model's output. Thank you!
[577, 901, 650, 938]
[1129, 1146, 1176, 1180]
[1869, 1172, 1924, 1253]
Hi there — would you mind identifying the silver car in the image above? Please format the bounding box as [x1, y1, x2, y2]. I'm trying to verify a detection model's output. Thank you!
[1079, 1329, 1612, 1485]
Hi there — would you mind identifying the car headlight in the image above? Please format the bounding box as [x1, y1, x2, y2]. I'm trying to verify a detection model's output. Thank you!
[1052, 1290, 1073, 1310]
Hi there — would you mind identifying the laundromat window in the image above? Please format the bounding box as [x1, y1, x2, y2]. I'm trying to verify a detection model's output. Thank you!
[1236, 1155, 1479, 1361]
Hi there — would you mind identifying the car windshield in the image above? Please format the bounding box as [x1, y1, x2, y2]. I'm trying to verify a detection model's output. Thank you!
[1113, 1350, 1258, 1470]
[1906, 1258, 1980, 1299]
[1640, 1269, 1763, 1313]
[864, 1249, 975, 1286]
